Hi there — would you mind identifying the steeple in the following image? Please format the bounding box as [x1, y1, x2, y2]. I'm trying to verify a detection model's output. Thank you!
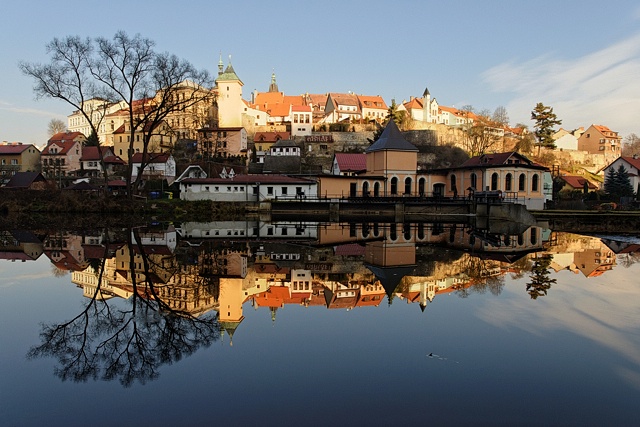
[218, 52, 224, 76]
[268, 69, 279, 93]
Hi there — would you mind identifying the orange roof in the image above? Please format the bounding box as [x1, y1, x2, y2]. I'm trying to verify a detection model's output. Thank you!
[254, 91, 284, 109]
[357, 95, 388, 110]
[254, 131, 290, 142]
[266, 103, 291, 117]
[560, 175, 597, 190]
[404, 98, 423, 109]
[252, 286, 290, 308]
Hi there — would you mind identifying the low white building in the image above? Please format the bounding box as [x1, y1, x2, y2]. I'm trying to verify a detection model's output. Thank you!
[130, 153, 176, 184]
[179, 174, 317, 202]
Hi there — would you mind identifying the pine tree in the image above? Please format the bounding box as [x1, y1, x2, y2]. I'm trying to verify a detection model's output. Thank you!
[615, 164, 635, 198]
[604, 166, 618, 196]
[531, 103, 562, 156]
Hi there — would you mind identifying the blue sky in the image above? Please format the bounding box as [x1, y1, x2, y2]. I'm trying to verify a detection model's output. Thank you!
[3, 0, 640, 145]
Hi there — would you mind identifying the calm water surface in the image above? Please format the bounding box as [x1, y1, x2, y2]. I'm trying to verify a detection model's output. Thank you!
[1, 222, 639, 426]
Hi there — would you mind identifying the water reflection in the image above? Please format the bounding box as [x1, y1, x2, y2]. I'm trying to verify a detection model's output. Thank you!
[2, 220, 639, 386]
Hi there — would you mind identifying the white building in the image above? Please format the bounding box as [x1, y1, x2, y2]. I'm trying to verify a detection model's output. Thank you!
[179, 174, 317, 202]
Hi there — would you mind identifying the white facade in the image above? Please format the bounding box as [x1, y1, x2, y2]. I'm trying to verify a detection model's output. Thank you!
[131, 155, 176, 183]
[179, 177, 317, 202]
[555, 134, 578, 151]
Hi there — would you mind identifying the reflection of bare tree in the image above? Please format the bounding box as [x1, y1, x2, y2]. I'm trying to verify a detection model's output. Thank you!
[50, 265, 69, 277]
[619, 252, 640, 269]
[28, 228, 219, 386]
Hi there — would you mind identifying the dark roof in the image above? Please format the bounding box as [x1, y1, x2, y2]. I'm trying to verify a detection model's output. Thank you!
[559, 175, 597, 190]
[366, 120, 418, 153]
[5, 172, 47, 188]
[180, 174, 315, 185]
[457, 152, 548, 170]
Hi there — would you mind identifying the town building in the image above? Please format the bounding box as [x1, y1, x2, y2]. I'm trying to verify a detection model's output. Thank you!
[0, 143, 40, 184]
[41, 131, 86, 178]
[130, 152, 176, 184]
[601, 156, 640, 195]
[577, 124, 622, 162]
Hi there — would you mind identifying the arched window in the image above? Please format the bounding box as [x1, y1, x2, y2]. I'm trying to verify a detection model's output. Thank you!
[389, 223, 397, 241]
[403, 223, 411, 240]
[470, 173, 477, 190]
[532, 174, 539, 192]
[418, 178, 426, 197]
[390, 177, 398, 195]
[505, 173, 513, 191]
[450, 174, 457, 192]
[362, 181, 370, 197]
[530, 228, 537, 245]
[404, 177, 412, 195]
[491, 173, 499, 191]
[519, 174, 526, 191]
[374, 182, 380, 197]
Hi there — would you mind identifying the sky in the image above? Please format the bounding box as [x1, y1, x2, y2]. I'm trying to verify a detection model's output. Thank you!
[2, 0, 640, 146]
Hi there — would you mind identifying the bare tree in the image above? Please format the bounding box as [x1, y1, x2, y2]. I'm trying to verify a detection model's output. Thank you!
[90, 32, 213, 196]
[492, 106, 509, 126]
[622, 133, 640, 157]
[21, 31, 213, 197]
[47, 118, 67, 136]
[20, 36, 115, 188]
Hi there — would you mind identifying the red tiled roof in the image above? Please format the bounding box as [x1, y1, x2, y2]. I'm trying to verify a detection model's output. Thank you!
[41, 140, 80, 155]
[335, 153, 366, 172]
[357, 95, 388, 110]
[560, 175, 597, 190]
[291, 105, 312, 112]
[254, 131, 290, 142]
[0, 144, 36, 154]
[48, 131, 85, 144]
[620, 156, 640, 170]
[334, 243, 366, 256]
[404, 98, 423, 109]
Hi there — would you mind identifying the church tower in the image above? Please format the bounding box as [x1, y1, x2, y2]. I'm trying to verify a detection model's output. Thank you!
[215, 55, 244, 128]
[268, 69, 279, 93]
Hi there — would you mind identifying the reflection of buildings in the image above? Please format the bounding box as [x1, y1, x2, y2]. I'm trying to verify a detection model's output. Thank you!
[0, 230, 43, 261]
[547, 234, 617, 278]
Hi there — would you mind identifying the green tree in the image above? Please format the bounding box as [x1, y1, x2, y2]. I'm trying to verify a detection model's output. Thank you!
[85, 130, 100, 146]
[531, 102, 562, 156]
[526, 254, 556, 299]
[614, 164, 635, 198]
[604, 166, 618, 196]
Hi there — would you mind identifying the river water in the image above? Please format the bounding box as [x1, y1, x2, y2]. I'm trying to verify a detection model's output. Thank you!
[1, 222, 639, 426]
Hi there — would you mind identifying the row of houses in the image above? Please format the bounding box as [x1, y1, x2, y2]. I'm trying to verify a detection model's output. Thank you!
[0, 132, 176, 186]
[177, 120, 552, 210]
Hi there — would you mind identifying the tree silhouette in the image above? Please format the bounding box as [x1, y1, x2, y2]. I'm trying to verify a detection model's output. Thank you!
[526, 254, 556, 299]
[531, 103, 562, 156]
[28, 227, 220, 386]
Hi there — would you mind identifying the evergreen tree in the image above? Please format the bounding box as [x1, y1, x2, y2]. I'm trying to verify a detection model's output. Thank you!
[614, 164, 635, 198]
[604, 166, 618, 196]
[85, 130, 100, 146]
[526, 254, 556, 299]
[531, 102, 562, 156]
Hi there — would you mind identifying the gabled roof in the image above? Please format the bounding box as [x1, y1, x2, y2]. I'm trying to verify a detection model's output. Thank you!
[334, 153, 366, 172]
[130, 152, 172, 164]
[327, 93, 360, 111]
[403, 98, 424, 110]
[365, 120, 418, 153]
[254, 131, 290, 142]
[5, 172, 47, 188]
[357, 95, 388, 110]
[48, 131, 85, 144]
[81, 146, 114, 161]
[459, 152, 546, 169]
[559, 175, 597, 190]
[0, 143, 37, 155]
[41, 140, 80, 155]
[620, 156, 640, 170]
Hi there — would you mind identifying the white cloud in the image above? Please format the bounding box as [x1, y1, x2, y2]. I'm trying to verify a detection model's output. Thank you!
[483, 33, 640, 136]
[0, 100, 66, 119]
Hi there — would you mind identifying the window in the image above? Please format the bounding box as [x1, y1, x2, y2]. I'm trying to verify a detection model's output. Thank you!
[281, 187, 288, 195]
[519, 174, 526, 191]
[267, 187, 273, 195]
[505, 173, 512, 191]
[390, 177, 398, 195]
[450, 174, 457, 192]
[470, 173, 477, 190]
[532, 174, 539, 192]
[491, 173, 498, 191]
